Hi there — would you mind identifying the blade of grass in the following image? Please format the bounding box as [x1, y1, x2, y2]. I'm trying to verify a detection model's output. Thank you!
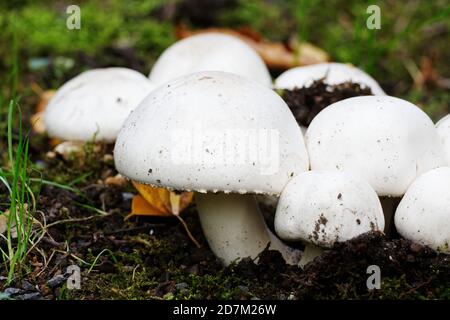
[29, 178, 80, 193]
[7, 100, 14, 166]
[87, 249, 118, 273]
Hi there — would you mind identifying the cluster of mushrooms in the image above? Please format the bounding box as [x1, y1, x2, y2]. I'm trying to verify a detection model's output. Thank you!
[41, 32, 450, 268]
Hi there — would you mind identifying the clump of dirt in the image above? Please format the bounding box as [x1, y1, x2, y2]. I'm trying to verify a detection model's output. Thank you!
[296, 232, 450, 299]
[281, 80, 373, 127]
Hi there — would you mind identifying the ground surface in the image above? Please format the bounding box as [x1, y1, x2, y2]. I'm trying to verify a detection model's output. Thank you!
[1, 135, 449, 300]
[0, 0, 449, 300]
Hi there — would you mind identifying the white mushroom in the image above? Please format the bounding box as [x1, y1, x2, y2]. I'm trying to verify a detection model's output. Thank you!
[305, 96, 445, 232]
[149, 33, 272, 87]
[44, 67, 155, 142]
[114, 71, 309, 266]
[275, 170, 384, 267]
[436, 114, 450, 165]
[395, 167, 450, 254]
[274, 62, 385, 95]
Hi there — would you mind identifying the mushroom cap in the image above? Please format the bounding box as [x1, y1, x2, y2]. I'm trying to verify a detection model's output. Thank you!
[305, 96, 445, 197]
[44, 68, 155, 142]
[149, 33, 272, 87]
[394, 167, 450, 253]
[274, 170, 384, 247]
[436, 114, 450, 165]
[274, 62, 385, 95]
[114, 71, 309, 195]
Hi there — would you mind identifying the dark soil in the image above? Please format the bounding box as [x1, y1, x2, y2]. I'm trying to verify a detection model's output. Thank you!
[298, 232, 450, 299]
[281, 80, 373, 127]
[1, 141, 449, 300]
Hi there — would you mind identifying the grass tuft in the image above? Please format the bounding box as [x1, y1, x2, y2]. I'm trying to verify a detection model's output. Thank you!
[0, 101, 36, 285]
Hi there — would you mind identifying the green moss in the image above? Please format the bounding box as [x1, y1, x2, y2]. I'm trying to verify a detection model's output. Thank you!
[36, 140, 112, 187]
[1, 0, 175, 74]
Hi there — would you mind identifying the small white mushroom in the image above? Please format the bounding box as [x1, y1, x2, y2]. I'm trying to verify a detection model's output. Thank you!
[436, 114, 450, 165]
[305, 96, 445, 232]
[149, 33, 272, 87]
[274, 62, 385, 95]
[395, 167, 450, 254]
[44, 68, 155, 142]
[114, 71, 310, 266]
[275, 170, 384, 267]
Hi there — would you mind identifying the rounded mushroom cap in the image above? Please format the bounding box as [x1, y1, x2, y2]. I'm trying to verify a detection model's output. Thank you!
[274, 62, 385, 95]
[274, 170, 384, 247]
[305, 96, 445, 197]
[44, 68, 155, 142]
[436, 114, 450, 165]
[114, 71, 309, 195]
[394, 167, 450, 253]
[149, 33, 272, 87]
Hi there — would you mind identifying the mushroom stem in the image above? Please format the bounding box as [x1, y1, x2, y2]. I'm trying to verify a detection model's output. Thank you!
[298, 244, 324, 268]
[195, 192, 301, 266]
[379, 196, 400, 235]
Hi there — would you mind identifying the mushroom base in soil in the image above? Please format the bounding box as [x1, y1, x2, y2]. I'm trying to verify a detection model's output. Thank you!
[195, 193, 301, 265]
[379, 197, 400, 235]
[275, 171, 385, 267]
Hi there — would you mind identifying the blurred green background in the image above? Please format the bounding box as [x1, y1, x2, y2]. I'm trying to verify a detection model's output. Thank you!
[0, 0, 449, 121]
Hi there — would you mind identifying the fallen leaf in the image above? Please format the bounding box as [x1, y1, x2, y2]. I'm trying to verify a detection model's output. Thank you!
[170, 193, 182, 215]
[403, 56, 450, 90]
[35, 89, 56, 113]
[30, 112, 47, 134]
[129, 181, 193, 218]
[176, 25, 329, 70]
[129, 183, 199, 247]
[50, 138, 62, 147]
[0, 211, 16, 238]
[0, 214, 7, 235]
[129, 194, 170, 217]
[419, 56, 443, 89]
[30, 86, 55, 134]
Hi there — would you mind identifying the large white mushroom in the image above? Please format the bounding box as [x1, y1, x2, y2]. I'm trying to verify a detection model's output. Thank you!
[274, 62, 385, 95]
[275, 170, 384, 267]
[436, 114, 450, 165]
[149, 33, 272, 87]
[44, 67, 155, 142]
[305, 96, 445, 232]
[395, 167, 450, 254]
[114, 71, 310, 265]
